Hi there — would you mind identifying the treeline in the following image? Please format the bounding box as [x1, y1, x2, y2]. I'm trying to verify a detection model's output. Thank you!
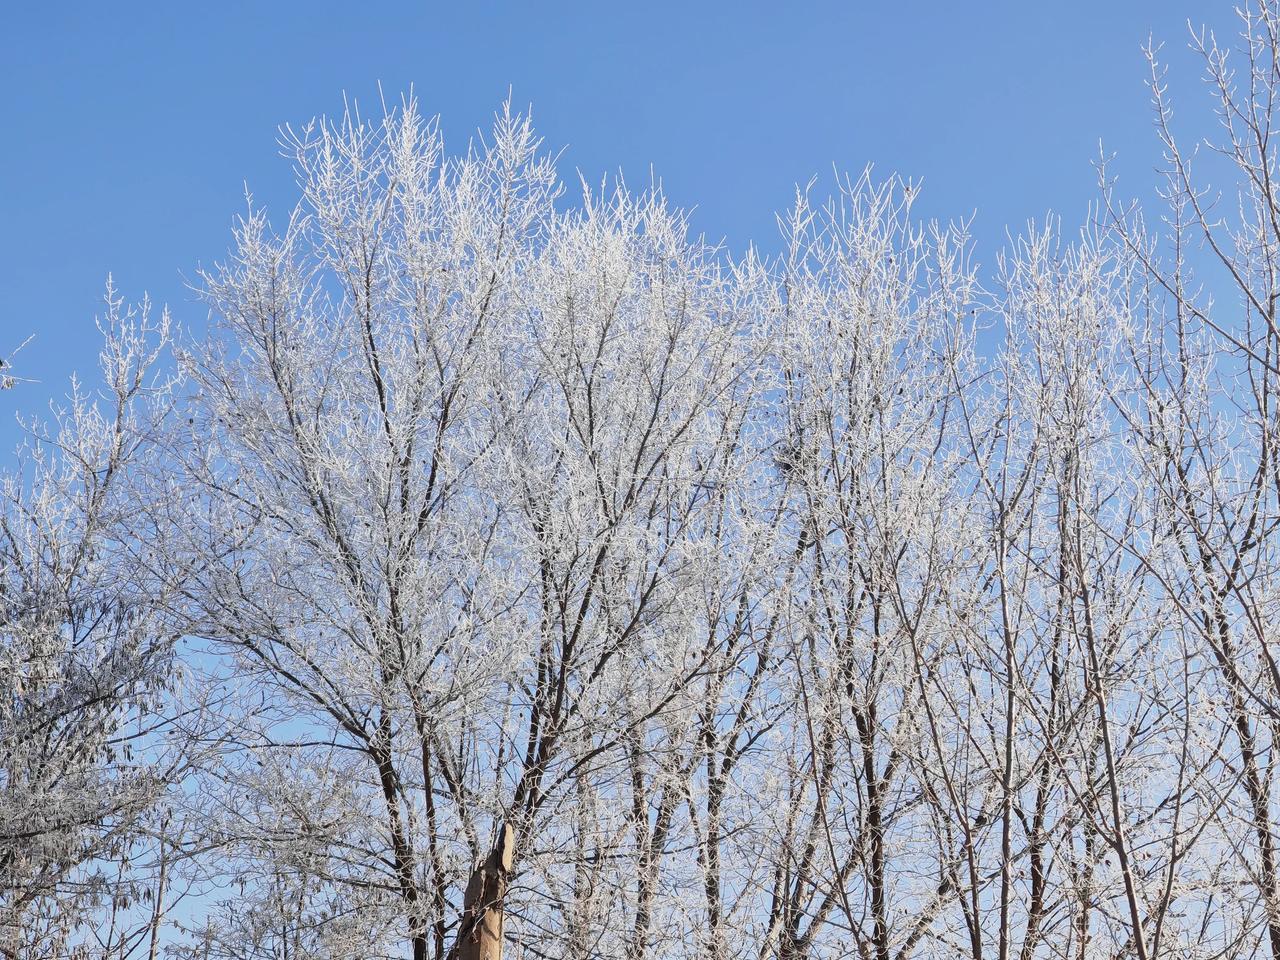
[6, 6, 1280, 959]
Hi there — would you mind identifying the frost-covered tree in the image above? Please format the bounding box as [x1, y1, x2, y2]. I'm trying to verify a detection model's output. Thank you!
[16, 4, 1280, 959]
[0, 290, 189, 958]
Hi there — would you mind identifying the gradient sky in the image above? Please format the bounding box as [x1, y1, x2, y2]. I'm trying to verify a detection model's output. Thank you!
[0, 2, 1224, 450]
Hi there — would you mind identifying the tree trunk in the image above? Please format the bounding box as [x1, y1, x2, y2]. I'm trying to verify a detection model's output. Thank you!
[454, 824, 515, 960]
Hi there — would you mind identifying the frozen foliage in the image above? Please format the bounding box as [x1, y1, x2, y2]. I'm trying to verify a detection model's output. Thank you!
[0, 292, 195, 957]
[12, 4, 1280, 958]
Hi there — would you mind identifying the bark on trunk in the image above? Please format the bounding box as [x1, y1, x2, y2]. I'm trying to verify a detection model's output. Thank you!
[454, 824, 515, 960]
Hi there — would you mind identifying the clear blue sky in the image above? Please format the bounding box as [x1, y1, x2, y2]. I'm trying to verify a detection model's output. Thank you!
[1, 2, 1220, 449]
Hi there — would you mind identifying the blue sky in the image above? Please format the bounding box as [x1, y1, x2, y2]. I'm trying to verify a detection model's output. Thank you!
[1, 2, 1220, 449]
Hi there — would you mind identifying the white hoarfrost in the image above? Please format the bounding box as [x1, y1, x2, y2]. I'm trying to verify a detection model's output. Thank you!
[10, 4, 1280, 957]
